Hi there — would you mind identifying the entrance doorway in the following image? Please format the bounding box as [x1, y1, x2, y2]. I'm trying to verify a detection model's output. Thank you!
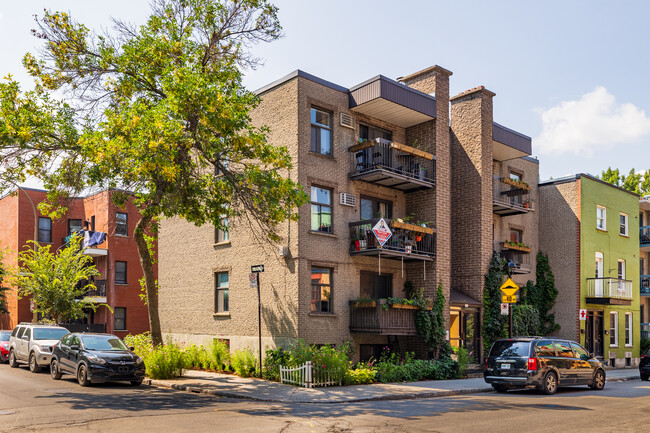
[585, 310, 604, 358]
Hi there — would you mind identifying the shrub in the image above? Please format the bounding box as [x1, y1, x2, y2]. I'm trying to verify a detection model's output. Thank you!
[453, 346, 471, 378]
[124, 332, 154, 359]
[344, 364, 376, 385]
[373, 349, 459, 383]
[183, 344, 210, 370]
[209, 339, 231, 371]
[146, 343, 184, 379]
[641, 338, 650, 355]
[264, 346, 291, 381]
[231, 349, 258, 377]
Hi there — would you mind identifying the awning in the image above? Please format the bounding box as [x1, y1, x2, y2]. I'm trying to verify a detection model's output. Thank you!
[449, 289, 481, 307]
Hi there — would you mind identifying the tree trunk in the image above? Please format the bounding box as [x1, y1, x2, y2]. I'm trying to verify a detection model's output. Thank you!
[133, 214, 163, 346]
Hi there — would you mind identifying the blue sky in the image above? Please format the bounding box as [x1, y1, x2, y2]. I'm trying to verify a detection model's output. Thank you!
[2, 1, 649, 180]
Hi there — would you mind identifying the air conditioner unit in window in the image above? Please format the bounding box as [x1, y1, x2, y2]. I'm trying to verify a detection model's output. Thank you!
[340, 113, 355, 129]
[339, 192, 356, 207]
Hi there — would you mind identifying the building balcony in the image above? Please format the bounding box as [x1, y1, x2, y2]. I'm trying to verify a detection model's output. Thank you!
[349, 218, 435, 261]
[76, 279, 107, 303]
[641, 226, 650, 252]
[493, 176, 532, 216]
[642, 323, 650, 340]
[494, 242, 531, 274]
[641, 275, 650, 295]
[349, 299, 419, 336]
[585, 278, 633, 305]
[349, 138, 435, 192]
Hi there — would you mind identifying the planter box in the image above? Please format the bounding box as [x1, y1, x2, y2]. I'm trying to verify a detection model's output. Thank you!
[392, 220, 435, 234]
[503, 242, 532, 253]
[502, 177, 531, 191]
[390, 141, 434, 161]
[389, 303, 419, 310]
[351, 301, 377, 308]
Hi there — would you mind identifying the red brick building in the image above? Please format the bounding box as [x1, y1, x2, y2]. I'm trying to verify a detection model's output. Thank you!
[0, 188, 153, 338]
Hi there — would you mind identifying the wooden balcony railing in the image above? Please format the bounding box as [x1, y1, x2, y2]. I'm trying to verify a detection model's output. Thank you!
[349, 299, 419, 336]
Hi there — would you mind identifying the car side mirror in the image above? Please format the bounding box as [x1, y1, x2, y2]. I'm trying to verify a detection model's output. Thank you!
[70, 345, 80, 351]
[589, 353, 594, 359]
[21, 335, 29, 341]
[580, 354, 589, 360]
[129, 346, 135, 352]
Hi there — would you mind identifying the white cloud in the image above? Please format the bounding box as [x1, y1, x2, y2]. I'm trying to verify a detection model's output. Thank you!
[535, 87, 650, 157]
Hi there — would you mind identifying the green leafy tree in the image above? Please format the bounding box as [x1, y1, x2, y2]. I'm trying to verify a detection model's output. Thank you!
[621, 168, 642, 194]
[512, 304, 541, 337]
[0, 0, 309, 345]
[535, 251, 560, 335]
[482, 253, 507, 355]
[0, 249, 9, 315]
[414, 281, 450, 359]
[10, 236, 102, 323]
[600, 167, 621, 186]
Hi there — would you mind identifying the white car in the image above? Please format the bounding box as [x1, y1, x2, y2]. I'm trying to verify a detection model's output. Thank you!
[8, 324, 69, 372]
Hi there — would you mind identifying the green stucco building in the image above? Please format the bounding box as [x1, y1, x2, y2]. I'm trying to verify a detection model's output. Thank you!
[540, 174, 640, 366]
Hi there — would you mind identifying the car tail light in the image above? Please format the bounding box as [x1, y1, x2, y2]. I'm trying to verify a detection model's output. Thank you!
[527, 357, 538, 371]
[642, 355, 648, 359]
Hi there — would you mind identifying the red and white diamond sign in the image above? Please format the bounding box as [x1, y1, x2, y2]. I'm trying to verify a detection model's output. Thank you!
[372, 218, 392, 247]
[579, 309, 587, 321]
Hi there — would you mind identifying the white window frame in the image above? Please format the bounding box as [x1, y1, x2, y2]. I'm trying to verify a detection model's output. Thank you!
[625, 312, 632, 347]
[620, 212, 628, 236]
[596, 205, 606, 231]
[609, 312, 618, 347]
[618, 259, 626, 280]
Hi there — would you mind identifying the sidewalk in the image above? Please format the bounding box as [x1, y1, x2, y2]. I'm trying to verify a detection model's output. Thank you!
[146, 367, 641, 403]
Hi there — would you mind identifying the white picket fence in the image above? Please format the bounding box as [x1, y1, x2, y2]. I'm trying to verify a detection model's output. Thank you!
[279, 361, 342, 388]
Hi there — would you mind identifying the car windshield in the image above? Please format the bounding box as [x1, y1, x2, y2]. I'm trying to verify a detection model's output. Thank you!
[490, 341, 530, 357]
[33, 328, 68, 340]
[81, 335, 128, 351]
[0, 331, 10, 340]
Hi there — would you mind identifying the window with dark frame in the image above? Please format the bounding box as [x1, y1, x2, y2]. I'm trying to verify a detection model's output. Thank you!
[360, 271, 392, 299]
[116, 212, 128, 236]
[115, 261, 127, 284]
[114, 307, 126, 331]
[310, 186, 332, 233]
[38, 217, 52, 243]
[215, 272, 229, 313]
[310, 107, 332, 156]
[215, 217, 229, 243]
[509, 228, 523, 243]
[360, 196, 393, 220]
[68, 219, 83, 236]
[311, 267, 332, 313]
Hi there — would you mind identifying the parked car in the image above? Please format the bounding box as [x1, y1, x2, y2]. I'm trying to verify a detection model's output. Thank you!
[640, 346, 650, 381]
[0, 331, 11, 362]
[50, 333, 145, 387]
[484, 337, 606, 394]
[8, 323, 69, 372]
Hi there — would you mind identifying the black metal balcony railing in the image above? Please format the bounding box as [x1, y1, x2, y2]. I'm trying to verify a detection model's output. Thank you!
[494, 243, 532, 274]
[586, 277, 632, 305]
[349, 218, 436, 260]
[75, 279, 107, 298]
[642, 323, 650, 340]
[493, 176, 532, 216]
[349, 138, 436, 191]
[641, 226, 650, 247]
[641, 275, 650, 295]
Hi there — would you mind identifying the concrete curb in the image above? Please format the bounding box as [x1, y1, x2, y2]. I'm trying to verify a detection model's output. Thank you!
[145, 374, 641, 404]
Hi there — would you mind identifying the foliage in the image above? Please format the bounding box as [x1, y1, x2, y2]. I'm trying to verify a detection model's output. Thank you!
[231, 348, 258, 377]
[0, 0, 309, 346]
[482, 253, 507, 355]
[600, 167, 621, 187]
[512, 304, 541, 337]
[534, 251, 560, 335]
[373, 349, 458, 383]
[124, 332, 154, 359]
[263, 339, 350, 383]
[146, 343, 185, 379]
[0, 249, 8, 315]
[209, 339, 231, 371]
[343, 363, 376, 385]
[404, 280, 417, 300]
[453, 346, 472, 378]
[182, 344, 211, 370]
[641, 338, 650, 355]
[10, 235, 104, 323]
[413, 280, 449, 359]
[600, 167, 650, 195]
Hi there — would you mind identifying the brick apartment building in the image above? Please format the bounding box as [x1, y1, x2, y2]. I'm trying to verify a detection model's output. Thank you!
[638, 196, 650, 342]
[0, 188, 152, 338]
[158, 65, 539, 360]
[539, 174, 641, 366]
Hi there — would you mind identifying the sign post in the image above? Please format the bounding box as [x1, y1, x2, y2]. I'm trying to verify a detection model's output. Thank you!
[251, 264, 264, 374]
[500, 277, 520, 338]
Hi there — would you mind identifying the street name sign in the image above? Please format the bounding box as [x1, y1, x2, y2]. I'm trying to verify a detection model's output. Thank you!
[251, 264, 264, 273]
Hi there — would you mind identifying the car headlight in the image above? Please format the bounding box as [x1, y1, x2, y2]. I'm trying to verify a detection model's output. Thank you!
[135, 357, 144, 365]
[87, 354, 107, 365]
[1, 343, 8, 350]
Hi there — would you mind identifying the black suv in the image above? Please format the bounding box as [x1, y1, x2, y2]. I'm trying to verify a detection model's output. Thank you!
[484, 337, 606, 394]
[640, 346, 650, 381]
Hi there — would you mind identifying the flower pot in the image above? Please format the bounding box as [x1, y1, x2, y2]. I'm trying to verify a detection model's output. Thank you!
[354, 240, 360, 251]
[415, 235, 422, 242]
[359, 239, 367, 249]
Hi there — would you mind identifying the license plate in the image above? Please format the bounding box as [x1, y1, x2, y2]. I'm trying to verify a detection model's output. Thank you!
[118, 366, 129, 373]
[500, 363, 511, 370]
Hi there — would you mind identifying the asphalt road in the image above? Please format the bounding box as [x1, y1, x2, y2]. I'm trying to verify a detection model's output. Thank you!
[1, 363, 649, 432]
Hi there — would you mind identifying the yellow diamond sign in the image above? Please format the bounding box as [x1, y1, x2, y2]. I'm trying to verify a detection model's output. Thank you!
[500, 277, 519, 298]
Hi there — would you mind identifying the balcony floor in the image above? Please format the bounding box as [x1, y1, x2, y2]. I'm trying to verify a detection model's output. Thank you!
[350, 168, 434, 192]
[585, 297, 632, 306]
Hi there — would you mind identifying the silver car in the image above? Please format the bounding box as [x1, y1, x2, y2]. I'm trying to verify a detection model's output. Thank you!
[8, 324, 69, 372]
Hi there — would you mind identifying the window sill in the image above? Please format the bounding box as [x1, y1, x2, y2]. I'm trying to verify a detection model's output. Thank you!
[115, 282, 128, 286]
[308, 151, 335, 160]
[309, 230, 337, 238]
[596, 228, 607, 232]
[115, 234, 129, 238]
[625, 344, 633, 348]
[619, 234, 629, 238]
[214, 241, 231, 248]
[114, 329, 128, 332]
[309, 312, 337, 318]
[610, 345, 618, 348]
[213, 312, 231, 318]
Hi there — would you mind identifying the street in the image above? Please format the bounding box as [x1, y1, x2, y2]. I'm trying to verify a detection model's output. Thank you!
[1, 365, 649, 432]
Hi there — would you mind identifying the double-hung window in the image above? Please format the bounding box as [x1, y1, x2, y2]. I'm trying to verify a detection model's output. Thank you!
[610, 312, 618, 346]
[597, 206, 606, 230]
[311, 186, 332, 233]
[618, 259, 626, 280]
[68, 219, 83, 236]
[625, 313, 632, 346]
[116, 212, 128, 236]
[115, 261, 127, 284]
[114, 307, 126, 331]
[215, 217, 230, 243]
[310, 108, 332, 156]
[311, 267, 332, 313]
[38, 217, 52, 243]
[620, 213, 628, 236]
[215, 272, 229, 313]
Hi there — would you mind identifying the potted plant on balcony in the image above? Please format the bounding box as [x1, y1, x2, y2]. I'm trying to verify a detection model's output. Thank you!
[503, 240, 531, 253]
[351, 296, 376, 308]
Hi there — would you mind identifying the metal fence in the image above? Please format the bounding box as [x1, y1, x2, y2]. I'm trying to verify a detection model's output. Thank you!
[279, 361, 342, 388]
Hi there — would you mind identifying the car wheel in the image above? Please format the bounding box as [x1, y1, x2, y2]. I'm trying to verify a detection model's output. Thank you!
[589, 369, 606, 390]
[29, 353, 42, 373]
[8, 350, 18, 368]
[77, 364, 91, 387]
[541, 371, 558, 395]
[492, 384, 508, 393]
[50, 359, 63, 380]
[130, 379, 143, 386]
[641, 374, 649, 381]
